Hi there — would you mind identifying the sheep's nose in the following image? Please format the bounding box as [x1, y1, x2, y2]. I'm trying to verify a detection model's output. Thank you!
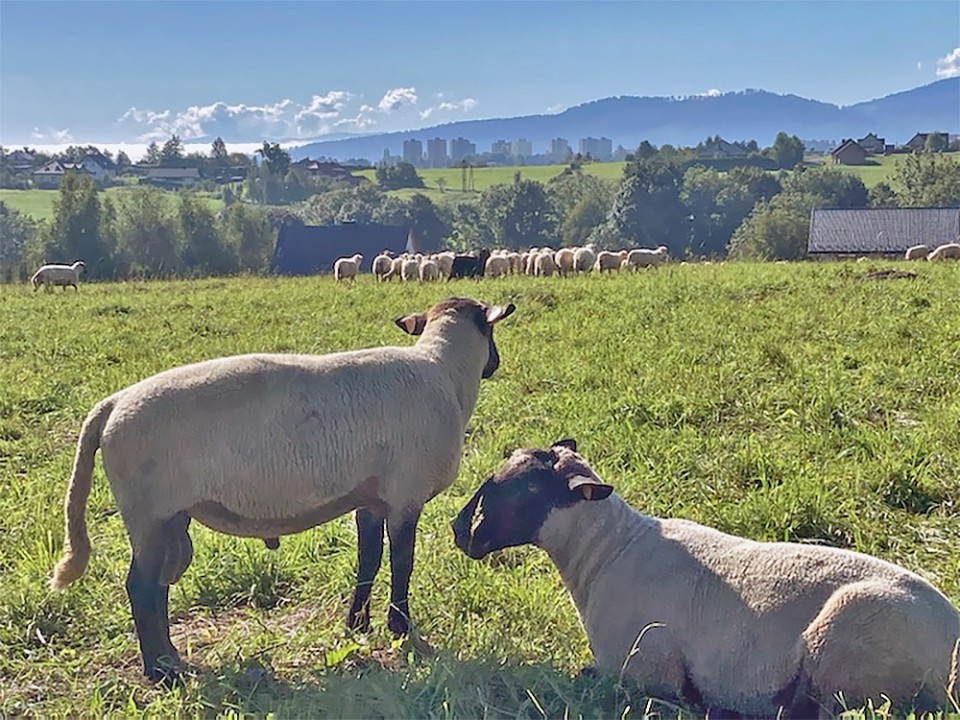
[451, 516, 470, 553]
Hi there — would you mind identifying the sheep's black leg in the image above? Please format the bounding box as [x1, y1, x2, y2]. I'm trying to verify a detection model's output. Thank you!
[346, 508, 385, 632]
[386, 510, 421, 636]
[126, 553, 178, 683]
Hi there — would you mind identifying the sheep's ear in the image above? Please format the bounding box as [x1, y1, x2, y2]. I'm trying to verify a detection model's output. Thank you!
[486, 303, 516, 325]
[552, 438, 577, 452]
[395, 312, 427, 336]
[567, 474, 614, 502]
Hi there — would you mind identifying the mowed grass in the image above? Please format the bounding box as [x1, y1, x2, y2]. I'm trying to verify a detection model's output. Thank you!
[0, 187, 225, 222]
[808, 152, 960, 189]
[1, 264, 959, 716]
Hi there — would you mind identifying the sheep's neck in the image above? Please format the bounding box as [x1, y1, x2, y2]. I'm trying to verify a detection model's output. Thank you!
[537, 495, 654, 616]
[415, 320, 487, 422]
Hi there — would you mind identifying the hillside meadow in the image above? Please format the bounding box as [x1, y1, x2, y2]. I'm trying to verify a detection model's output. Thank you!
[0, 187, 224, 223]
[1, 264, 959, 717]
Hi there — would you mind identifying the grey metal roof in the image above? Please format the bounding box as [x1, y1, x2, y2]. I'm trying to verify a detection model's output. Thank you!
[808, 207, 960, 254]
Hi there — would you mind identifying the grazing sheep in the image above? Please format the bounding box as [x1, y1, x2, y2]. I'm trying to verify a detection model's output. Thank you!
[904, 245, 931, 261]
[418, 258, 440, 282]
[573, 246, 596, 273]
[595, 251, 621, 273]
[927, 243, 960, 261]
[534, 251, 557, 277]
[485, 255, 510, 279]
[449, 249, 491, 280]
[434, 252, 456, 279]
[401, 257, 421, 282]
[452, 440, 960, 718]
[506, 252, 523, 275]
[31, 261, 85, 291]
[554, 248, 575, 277]
[624, 246, 669, 270]
[50, 297, 517, 682]
[334, 254, 364, 282]
[372, 253, 394, 281]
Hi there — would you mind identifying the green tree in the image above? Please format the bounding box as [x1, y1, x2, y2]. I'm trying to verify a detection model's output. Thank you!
[115, 150, 131, 168]
[608, 158, 687, 254]
[481, 178, 556, 249]
[256, 142, 291, 177]
[221, 204, 275, 272]
[727, 194, 810, 261]
[868, 181, 899, 208]
[375, 161, 425, 190]
[560, 195, 608, 247]
[114, 186, 182, 276]
[43, 172, 114, 277]
[178, 193, 237, 275]
[159, 134, 185, 166]
[0, 201, 36, 281]
[635, 140, 657, 159]
[780, 166, 868, 208]
[405, 194, 450, 252]
[924, 133, 947, 153]
[894, 152, 960, 207]
[144, 142, 161, 165]
[767, 132, 805, 170]
[211, 137, 228, 161]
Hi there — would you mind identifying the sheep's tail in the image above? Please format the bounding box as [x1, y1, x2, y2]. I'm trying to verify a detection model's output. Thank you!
[50, 397, 114, 590]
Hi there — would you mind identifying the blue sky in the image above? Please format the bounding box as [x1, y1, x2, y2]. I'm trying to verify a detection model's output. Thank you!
[2, 0, 958, 156]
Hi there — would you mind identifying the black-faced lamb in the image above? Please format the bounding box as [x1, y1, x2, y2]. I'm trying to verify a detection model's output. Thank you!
[452, 440, 960, 718]
[50, 297, 517, 682]
[31, 261, 85, 291]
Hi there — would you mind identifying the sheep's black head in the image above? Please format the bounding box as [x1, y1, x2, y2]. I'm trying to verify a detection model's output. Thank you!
[394, 297, 516, 379]
[451, 439, 613, 559]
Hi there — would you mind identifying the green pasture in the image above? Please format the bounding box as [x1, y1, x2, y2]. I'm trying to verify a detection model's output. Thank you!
[1, 264, 958, 716]
[0, 187, 225, 223]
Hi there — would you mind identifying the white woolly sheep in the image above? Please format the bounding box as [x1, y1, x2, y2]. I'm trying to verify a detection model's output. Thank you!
[534, 251, 557, 277]
[904, 245, 931, 261]
[418, 258, 440, 282]
[434, 252, 456, 279]
[485, 255, 510, 279]
[453, 440, 960, 718]
[334, 254, 364, 282]
[50, 297, 517, 682]
[372, 253, 394, 281]
[573, 246, 596, 273]
[554, 248, 575, 277]
[595, 251, 621, 273]
[624, 246, 669, 270]
[506, 252, 523, 275]
[927, 243, 960, 261]
[31, 261, 85, 291]
[401, 257, 420, 282]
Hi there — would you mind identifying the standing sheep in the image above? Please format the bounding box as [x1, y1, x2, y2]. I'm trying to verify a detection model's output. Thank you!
[927, 243, 960, 261]
[333, 254, 364, 282]
[904, 245, 930, 261]
[372, 252, 394, 281]
[534, 251, 557, 277]
[49, 297, 517, 682]
[485, 254, 510, 279]
[31, 261, 85, 291]
[573, 246, 596, 273]
[453, 440, 960, 717]
[418, 258, 440, 282]
[400, 257, 421, 282]
[595, 251, 621, 273]
[554, 248, 575, 277]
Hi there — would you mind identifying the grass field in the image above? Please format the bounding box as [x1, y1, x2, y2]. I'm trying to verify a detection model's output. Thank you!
[0, 187, 225, 223]
[1, 264, 959, 716]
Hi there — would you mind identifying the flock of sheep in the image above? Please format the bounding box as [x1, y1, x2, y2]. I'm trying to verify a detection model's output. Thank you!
[46, 291, 960, 716]
[333, 243, 671, 283]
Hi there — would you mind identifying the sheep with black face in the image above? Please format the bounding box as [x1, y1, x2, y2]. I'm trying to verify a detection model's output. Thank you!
[452, 440, 960, 718]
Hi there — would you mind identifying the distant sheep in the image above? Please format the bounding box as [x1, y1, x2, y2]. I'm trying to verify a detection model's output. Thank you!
[449, 249, 491, 280]
[50, 297, 517, 682]
[927, 243, 960, 261]
[485, 255, 510, 279]
[31, 261, 85, 291]
[372, 253, 394, 281]
[401, 257, 420, 282]
[624, 246, 669, 270]
[554, 248, 575, 276]
[595, 251, 621, 273]
[453, 440, 960, 718]
[418, 258, 440, 282]
[904, 245, 930, 261]
[573, 246, 596, 273]
[534, 251, 557, 277]
[334, 254, 364, 282]
[434, 252, 456, 279]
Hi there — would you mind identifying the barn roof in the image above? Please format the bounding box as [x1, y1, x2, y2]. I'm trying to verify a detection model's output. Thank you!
[808, 207, 960, 254]
[271, 222, 415, 275]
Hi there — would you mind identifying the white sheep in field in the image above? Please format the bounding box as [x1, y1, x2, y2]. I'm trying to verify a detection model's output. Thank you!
[453, 440, 960, 718]
[624, 246, 669, 270]
[595, 251, 621, 273]
[50, 297, 517, 683]
[401, 257, 420, 282]
[434, 252, 455, 279]
[485, 255, 510, 279]
[904, 244, 931, 261]
[554, 248, 575, 277]
[534, 251, 557, 277]
[31, 261, 85, 291]
[927, 243, 960, 261]
[333, 254, 364, 282]
[506, 252, 523, 275]
[418, 258, 440, 282]
[573, 246, 596, 273]
[372, 253, 395, 281]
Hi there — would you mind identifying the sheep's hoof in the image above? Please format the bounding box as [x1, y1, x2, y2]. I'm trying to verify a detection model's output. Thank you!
[263, 537, 279, 550]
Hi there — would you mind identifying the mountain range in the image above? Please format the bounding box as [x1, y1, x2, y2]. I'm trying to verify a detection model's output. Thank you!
[288, 78, 960, 162]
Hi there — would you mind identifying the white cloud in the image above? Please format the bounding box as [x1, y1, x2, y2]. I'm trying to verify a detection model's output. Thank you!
[20, 140, 303, 164]
[935, 47, 960, 78]
[418, 97, 479, 119]
[378, 87, 418, 112]
[30, 127, 74, 142]
[334, 113, 377, 131]
[699, 88, 722, 97]
[294, 91, 352, 135]
[545, 103, 564, 114]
